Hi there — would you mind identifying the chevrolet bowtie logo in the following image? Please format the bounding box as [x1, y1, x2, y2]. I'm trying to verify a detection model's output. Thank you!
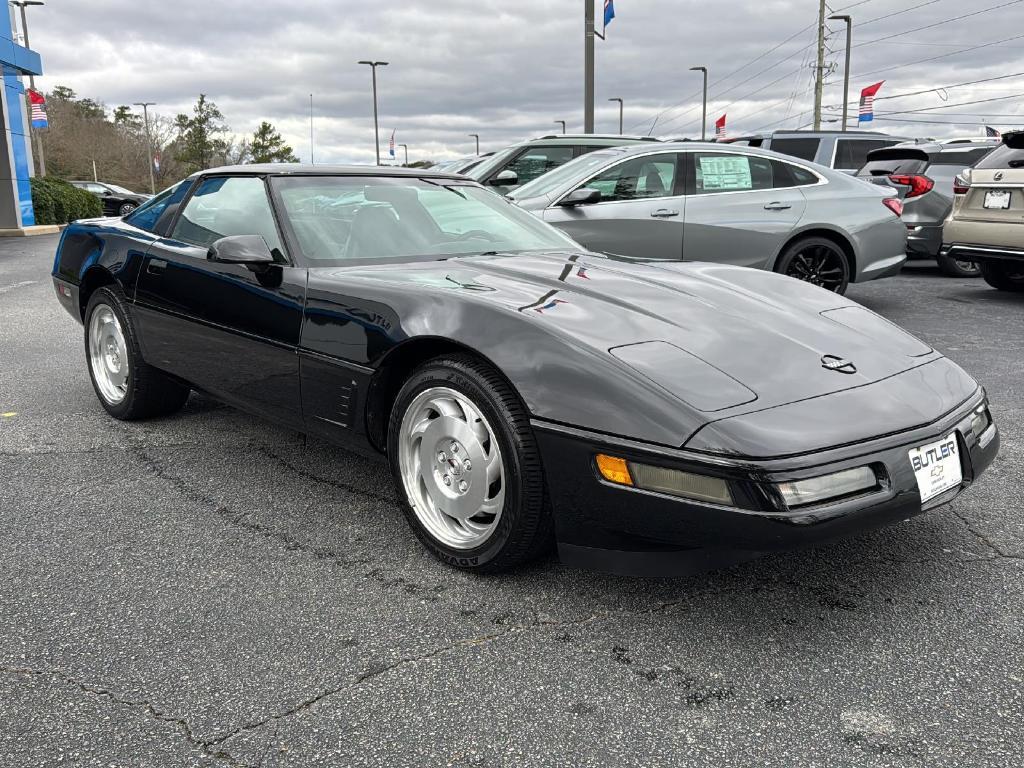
[821, 354, 857, 374]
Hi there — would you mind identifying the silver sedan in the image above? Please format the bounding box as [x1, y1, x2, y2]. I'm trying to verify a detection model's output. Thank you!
[509, 143, 907, 294]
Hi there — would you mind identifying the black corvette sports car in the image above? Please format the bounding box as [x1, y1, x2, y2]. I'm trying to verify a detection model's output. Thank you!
[51, 165, 999, 575]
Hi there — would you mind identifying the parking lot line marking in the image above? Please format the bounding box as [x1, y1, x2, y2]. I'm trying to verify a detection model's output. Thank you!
[1, 412, 16, 418]
[0, 281, 36, 294]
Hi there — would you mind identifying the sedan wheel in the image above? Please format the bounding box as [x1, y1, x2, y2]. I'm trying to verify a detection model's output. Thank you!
[88, 303, 130, 405]
[980, 260, 1024, 292]
[776, 237, 850, 294]
[118, 202, 137, 216]
[387, 355, 552, 571]
[937, 254, 982, 278]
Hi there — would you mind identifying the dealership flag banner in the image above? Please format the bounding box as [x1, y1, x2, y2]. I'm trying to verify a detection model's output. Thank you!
[389, 129, 395, 159]
[28, 89, 47, 129]
[715, 114, 727, 139]
[604, 0, 615, 28]
[858, 81, 884, 124]
[986, 125, 1001, 138]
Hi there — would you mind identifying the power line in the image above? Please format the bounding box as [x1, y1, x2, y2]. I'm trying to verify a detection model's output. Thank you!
[851, 32, 1024, 80]
[853, 0, 1024, 50]
[857, 0, 946, 28]
[872, 91, 1024, 116]
[867, 115, 1024, 125]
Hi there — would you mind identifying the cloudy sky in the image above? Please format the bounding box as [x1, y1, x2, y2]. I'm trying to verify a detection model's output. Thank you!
[26, 0, 1024, 164]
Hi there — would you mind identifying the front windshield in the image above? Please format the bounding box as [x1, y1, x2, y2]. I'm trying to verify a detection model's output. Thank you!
[465, 146, 519, 181]
[106, 183, 134, 194]
[509, 150, 621, 200]
[272, 176, 579, 265]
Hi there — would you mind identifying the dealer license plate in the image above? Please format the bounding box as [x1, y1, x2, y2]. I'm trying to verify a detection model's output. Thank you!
[908, 433, 962, 504]
[984, 190, 1011, 209]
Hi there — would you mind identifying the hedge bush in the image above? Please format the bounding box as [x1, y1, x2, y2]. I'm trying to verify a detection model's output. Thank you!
[30, 177, 103, 225]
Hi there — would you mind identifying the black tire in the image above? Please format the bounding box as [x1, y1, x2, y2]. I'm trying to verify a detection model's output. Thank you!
[979, 261, 1024, 292]
[386, 354, 553, 572]
[118, 202, 137, 216]
[774, 236, 850, 295]
[937, 254, 982, 278]
[84, 286, 190, 420]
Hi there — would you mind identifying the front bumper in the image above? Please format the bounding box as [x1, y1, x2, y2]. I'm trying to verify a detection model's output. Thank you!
[534, 390, 998, 576]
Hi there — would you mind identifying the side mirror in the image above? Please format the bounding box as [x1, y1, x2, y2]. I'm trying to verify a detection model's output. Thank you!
[557, 187, 602, 207]
[208, 235, 276, 265]
[102, 189, 112, 196]
[490, 169, 518, 186]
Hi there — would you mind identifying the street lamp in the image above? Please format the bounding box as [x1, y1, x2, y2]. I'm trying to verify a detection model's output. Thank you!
[398, 142, 408, 165]
[608, 98, 623, 134]
[829, 14, 853, 132]
[133, 102, 157, 194]
[554, 120, 566, 134]
[357, 60, 388, 166]
[689, 66, 708, 141]
[468, 133, 479, 155]
[12, 1, 45, 175]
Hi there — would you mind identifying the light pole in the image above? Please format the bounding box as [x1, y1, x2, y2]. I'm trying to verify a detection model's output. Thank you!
[608, 98, 623, 134]
[12, 1, 45, 176]
[357, 60, 388, 166]
[553, 120, 566, 135]
[689, 66, 708, 140]
[584, 0, 595, 133]
[133, 102, 156, 193]
[829, 14, 853, 132]
[398, 143, 408, 165]
[468, 133, 479, 155]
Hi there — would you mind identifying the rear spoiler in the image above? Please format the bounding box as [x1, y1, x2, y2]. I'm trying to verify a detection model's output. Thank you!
[864, 146, 930, 163]
[1003, 131, 1024, 149]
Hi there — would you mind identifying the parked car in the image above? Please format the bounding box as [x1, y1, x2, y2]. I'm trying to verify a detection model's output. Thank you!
[722, 130, 908, 173]
[69, 181, 151, 216]
[856, 140, 996, 277]
[467, 134, 661, 194]
[510, 142, 906, 294]
[942, 131, 1024, 291]
[432, 154, 491, 174]
[50, 164, 997, 575]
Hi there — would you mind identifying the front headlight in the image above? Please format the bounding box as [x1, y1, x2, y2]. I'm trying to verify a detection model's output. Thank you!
[970, 404, 991, 439]
[595, 454, 733, 505]
[776, 466, 878, 508]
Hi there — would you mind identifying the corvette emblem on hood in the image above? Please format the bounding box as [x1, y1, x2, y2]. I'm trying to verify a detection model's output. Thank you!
[821, 355, 857, 374]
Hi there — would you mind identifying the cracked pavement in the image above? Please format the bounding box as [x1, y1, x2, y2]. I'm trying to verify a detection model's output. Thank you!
[1, 236, 1022, 767]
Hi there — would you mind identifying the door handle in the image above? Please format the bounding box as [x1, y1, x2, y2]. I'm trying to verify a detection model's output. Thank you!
[650, 209, 680, 218]
[146, 259, 168, 275]
[763, 202, 792, 211]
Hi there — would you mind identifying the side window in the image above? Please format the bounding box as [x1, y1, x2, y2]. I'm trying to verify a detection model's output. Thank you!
[768, 138, 821, 163]
[170, 176, 283, 253]
[85, 183, 107, 195]
[503, 146, 575, 186]
[835, 139, 897, 170]
[772, 160, 819, 188]
[581, 153, 678, 202]
[125, 181, 191, 233]
[692, 153, 774, 194]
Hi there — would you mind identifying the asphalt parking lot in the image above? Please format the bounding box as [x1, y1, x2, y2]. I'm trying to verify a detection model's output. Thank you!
[1, 234, 1022, 768]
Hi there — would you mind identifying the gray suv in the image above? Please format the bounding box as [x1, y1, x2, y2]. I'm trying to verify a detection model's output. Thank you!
[856, 140, 997, 277]
[466, 134, 661, 194]
[723, 130, 907, 173]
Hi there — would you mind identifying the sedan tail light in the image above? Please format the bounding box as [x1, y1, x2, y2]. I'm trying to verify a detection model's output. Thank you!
[953, 174, 971, 195]
[888, 174, 934, 198]
[882, 198, 903, 217]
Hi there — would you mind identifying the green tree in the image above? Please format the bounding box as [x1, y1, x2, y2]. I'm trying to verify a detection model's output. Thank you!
[249, 121, 298, 163]
[173, 94, 230, 173]
[113, 105, 142, 131]
[50, 85, 76, 102]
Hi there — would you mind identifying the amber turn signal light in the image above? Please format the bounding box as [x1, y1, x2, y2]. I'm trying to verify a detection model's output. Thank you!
[596, 454, 633, 486]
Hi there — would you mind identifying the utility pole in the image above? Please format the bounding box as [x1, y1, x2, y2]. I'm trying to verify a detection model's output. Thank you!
[398, 143, 408, 165]
[13, 1, 45, 176]
[554, 120, 566, 134]
[830, 15, 853, 131]
[813, 0, 827, 130]
[468, 134, 479, 155]
[357, 60, 388, 165]
[608, 98, 623, 134]
[584, 0, 595, 133]
[309, 93, 314, 164]
[133, 102, 156, 193]
[689, 67, 708, 140]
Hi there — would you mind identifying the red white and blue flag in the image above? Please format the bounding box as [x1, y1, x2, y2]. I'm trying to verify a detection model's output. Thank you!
[603, 0, 615, 28]
[858, 81, 884, 123]
[388, 129, 395, 158]
[985, 125, 1001, 138]
[715, 114, 727, 139]
[28, 89, 47, 129]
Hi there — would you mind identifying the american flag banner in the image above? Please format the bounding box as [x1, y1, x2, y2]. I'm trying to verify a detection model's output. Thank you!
[28, 89, 47, 129]
[388, 129, 395, 158]
[985, 125, 1001, 138]
[715, 114, 727, 139]
[858, 81, 884, 123]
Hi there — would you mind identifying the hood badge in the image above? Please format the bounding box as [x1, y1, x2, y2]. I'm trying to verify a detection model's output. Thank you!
[821, 355, 857, 374]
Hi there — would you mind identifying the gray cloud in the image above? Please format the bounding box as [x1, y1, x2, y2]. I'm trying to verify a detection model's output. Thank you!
[29, 0, 1024, 164]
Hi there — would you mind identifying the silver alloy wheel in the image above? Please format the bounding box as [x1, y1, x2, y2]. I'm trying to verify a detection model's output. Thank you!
[955, 259, 980, 275]
[397, 386, 506, 550]
[119, 203, 136, 216]
[88, 304, 129, 405]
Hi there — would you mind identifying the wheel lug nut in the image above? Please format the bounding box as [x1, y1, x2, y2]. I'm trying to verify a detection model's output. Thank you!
[443, 475, 452, 486]
[463, 460, 472, 471]
[437, 452, 446, 463]
[450, 442, 459, 453]
[458, 480, 468, 493]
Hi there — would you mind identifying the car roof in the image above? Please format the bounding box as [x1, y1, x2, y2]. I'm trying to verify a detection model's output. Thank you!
[727, 130, 902, 140]
[193, 163, 467, 180]
[510, 134, 660, 147]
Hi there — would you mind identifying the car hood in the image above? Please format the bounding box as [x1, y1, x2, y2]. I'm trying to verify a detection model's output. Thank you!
[324, 251, 938, 423]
